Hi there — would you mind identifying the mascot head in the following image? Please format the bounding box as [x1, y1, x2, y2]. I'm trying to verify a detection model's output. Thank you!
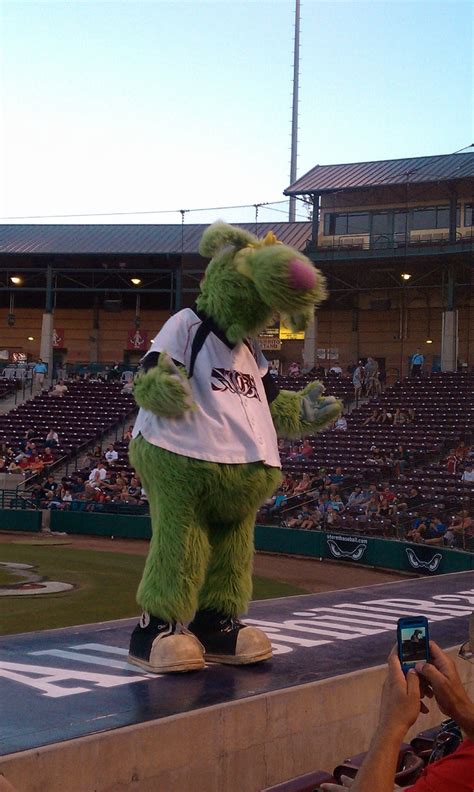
[197, 222, 327, 343]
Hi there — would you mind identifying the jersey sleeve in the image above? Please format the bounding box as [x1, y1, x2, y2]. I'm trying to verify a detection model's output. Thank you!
[142, 311, 194, 368]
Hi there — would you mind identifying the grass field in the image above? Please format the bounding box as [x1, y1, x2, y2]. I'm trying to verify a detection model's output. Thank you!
[0, 543, 309, 636]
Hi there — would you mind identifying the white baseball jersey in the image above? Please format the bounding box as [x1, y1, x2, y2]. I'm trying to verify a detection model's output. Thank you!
[132, 308, 281, 468]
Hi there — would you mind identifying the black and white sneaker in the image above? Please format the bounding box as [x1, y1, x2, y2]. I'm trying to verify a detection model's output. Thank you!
[128, 612, 205, 674]
[188, 609, 273, 665]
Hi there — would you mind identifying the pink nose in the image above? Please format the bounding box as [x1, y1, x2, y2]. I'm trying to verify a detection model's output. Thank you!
[288, 258, 317, 291]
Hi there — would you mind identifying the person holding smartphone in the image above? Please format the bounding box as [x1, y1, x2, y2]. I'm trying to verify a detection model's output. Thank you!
[321, 631, 474, 792]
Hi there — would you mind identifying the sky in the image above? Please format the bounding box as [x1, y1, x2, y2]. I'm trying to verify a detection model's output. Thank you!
[0, 0, 472, 225]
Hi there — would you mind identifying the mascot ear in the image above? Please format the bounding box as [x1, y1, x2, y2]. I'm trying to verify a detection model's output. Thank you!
[199, 221, 256, 258]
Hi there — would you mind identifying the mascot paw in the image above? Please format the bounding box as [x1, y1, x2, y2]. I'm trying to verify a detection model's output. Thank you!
[188, 610, 273, 665]
[134, 352, 196, 418]
[128, 614, 205, 673]
[300, 381, 343, 428]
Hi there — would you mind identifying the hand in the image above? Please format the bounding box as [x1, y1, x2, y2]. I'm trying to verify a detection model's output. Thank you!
[321, 777, 402, 791]
[321, 775, 355, 790]
[134, 352, 195, 418]
[299, 381, 343, 427]
[378, 648, 422, 736]
[416, 641, 474, 739]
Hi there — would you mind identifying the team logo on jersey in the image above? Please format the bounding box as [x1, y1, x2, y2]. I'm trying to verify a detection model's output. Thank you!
[211, 368, 261, 400]
[405, 548, 442, 572]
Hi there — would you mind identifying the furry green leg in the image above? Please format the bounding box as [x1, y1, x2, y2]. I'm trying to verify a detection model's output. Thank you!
[198, 514, 256, 617]
[130, 437, 211, 623]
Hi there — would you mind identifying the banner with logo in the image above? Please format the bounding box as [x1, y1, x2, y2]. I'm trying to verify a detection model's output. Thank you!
[255, 527, 473, 576]
[127, 328, 148, 351]
[52, 328, 65, 348]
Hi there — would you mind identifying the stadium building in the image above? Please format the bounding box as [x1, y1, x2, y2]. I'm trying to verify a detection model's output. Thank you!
[0, 151, 472, 380]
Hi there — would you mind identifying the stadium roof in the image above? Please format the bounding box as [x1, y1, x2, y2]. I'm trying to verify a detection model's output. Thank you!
[285, 152, 474, 196]
[0, 222, 311, 256]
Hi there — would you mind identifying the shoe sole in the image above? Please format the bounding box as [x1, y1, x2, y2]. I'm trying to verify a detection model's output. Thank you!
[127, 654, 205, 673]
[204, 648, 273, 665]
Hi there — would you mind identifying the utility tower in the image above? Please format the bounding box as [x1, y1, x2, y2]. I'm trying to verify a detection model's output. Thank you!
[289, 0, 301, 222]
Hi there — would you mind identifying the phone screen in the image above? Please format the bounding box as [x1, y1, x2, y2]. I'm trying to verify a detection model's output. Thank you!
[398, 619, 430, 671]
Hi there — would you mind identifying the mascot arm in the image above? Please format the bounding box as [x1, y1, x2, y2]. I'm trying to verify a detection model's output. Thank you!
[133, 352, 195, 418]
[270, 381, 342, 439]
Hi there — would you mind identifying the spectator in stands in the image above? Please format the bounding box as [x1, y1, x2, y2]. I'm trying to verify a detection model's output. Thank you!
[322, 637, 474, 792]
[325, 505, 342, 527]
[367, 447, 384, 467]
[329, 363, 343, 376]
[299, 508, 322, 530]
[105, 445, 119, 463]
[362, 407, 381, 426]
[346, 486, 366, 511]
[123, 425, 134, 441]
[121, 380, 134, 395]
[288, 361, 301, 377]
[364, 357, 379, 396]
[365, 496, 380, 517]
[282, 473, 296, 495]
[45, 428, 59, 448]
[352, 361, 364, 401]
[289, 439, 313, 461]
[86, 445, 103, 467]
[446, 449, 459, 475]
[49, 380, 68, 397]
[455, 441, 468, 461]
[43, 474, 58, 495]
[41, 447, 55, 467]
[450, 510, 473, 549]
[461, 464, 474, 483]
[329, 466, 344, 484]
[398, 487, 423, 512]
[88, 462, 107, 484]
[293, 472, 312, 495]
[378, 497, 391, 518]
[33, 358, 47, 390]
[394, 444, 410, 473]
[410, 348, 425, 377]
[107, 363, 121, 381]
[376, 408, 393, 425]
[328, 494, 345, 512]
[334, 414, 348, 431]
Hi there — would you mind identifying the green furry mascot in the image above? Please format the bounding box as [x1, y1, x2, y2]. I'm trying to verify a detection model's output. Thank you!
[128, 223, 342, 673]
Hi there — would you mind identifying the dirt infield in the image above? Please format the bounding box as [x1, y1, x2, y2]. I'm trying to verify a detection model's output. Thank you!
[0, 531, 413, 593]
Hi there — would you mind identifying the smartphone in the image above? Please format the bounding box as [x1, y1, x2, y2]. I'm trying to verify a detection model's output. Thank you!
[397, 616, 430, 674]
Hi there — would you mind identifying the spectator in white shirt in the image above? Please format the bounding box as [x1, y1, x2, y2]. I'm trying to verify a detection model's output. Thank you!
[334, 415, 348, 431]
[105, 445, 118, 463]
[462, 464, 474, 483]
[88, 462, 107, 483]
[45, 429, 59, 448]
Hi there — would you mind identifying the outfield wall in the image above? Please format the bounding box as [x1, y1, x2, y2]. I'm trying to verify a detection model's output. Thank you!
[0, 508, 42, 532]
[41, 513, 474, 577]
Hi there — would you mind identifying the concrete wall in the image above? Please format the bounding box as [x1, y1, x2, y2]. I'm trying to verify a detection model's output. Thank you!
[1, 647, 472, 792]
[0, 295, 471, 376]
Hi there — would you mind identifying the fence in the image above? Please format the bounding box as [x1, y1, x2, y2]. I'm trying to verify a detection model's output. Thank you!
[254, 526, 474, 575]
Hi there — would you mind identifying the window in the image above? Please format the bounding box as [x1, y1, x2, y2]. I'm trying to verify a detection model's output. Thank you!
[334, 215, 348, 235]
[464, 205, 473, 227]
[347, 213, 370, 234]
[412, 208, 436, 230]
[323, 212, 370, 236]
[394, 211, 409, 235]
[411, 205, 460, 230]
